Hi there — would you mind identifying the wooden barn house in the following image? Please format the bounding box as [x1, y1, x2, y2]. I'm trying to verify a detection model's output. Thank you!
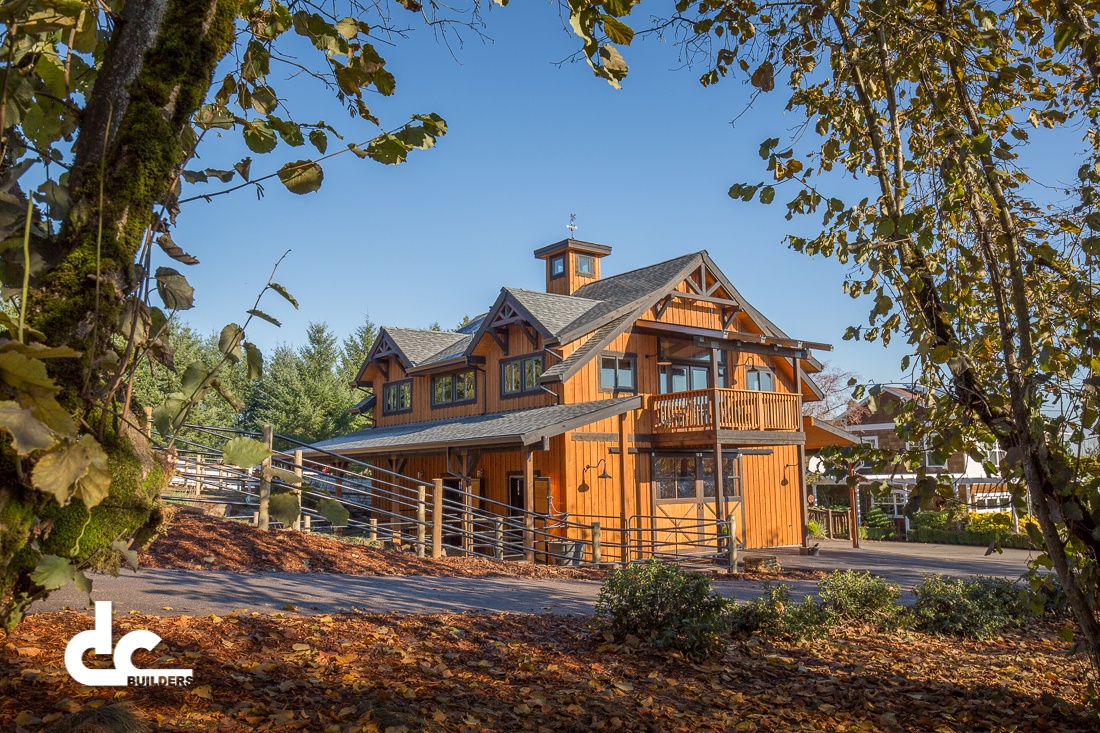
[311, 240, 850, 560]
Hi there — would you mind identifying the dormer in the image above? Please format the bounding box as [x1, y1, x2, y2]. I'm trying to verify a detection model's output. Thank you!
[533, 238, 612, 296]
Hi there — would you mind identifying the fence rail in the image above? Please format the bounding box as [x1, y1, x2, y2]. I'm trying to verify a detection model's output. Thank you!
[155, 423, 746, 570]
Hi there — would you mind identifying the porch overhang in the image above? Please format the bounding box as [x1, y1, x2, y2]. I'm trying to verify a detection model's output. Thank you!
[803, 416, 858, 451]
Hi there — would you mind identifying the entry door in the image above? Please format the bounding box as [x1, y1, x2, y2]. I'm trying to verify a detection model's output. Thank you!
[506, 476, 525, 549]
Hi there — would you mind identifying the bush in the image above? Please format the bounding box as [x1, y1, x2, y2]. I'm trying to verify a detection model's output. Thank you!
[807, 519, 825, 538]
[911, 511, 950, 531]
[906, 527, 1036, 550]
[728, 582, 827, 641]
[911, 575, 1032, 638]
[817, 571, 904, 631]
[864, 506, 893, 529]
[594, 561, 733, 658]
[966, 511, 1013, 534]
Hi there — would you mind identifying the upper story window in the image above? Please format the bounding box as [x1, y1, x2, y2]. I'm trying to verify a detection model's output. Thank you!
[549, 255, 565, 279]
[657, 340, 727, 393]
[502, 354, 543, 397]
[986, 443, 1006, 469]
[383, 379, 412, 414]
[856, 434, 879, 474]
[432, 369, 477, 408]
[746, 367, 775, 392]
[576, 254, 595, 277]
[907, 437, 948, 470]
[599, 354, 636, 393]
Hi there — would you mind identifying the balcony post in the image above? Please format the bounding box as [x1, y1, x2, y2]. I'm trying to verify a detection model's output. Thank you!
[794, 357, 811, 553]
[710, 348, 727, 562]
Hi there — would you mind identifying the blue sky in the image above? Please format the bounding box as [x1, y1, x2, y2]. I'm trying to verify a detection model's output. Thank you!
[167, 1, 1077, 386]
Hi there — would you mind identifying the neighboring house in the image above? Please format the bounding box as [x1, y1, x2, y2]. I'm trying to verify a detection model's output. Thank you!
[310, 240, 852, 558]
[822, 386, 1011, 519]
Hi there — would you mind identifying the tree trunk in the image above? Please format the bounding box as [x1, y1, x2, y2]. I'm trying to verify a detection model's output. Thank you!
[0, 0, 240, 626]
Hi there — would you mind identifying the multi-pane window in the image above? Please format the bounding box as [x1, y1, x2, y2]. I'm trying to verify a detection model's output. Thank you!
[576, 254, 595, 277]
[654, 453, 738, 502]
[432, 369, 476, 407]
[657, 340, 727, 393]
[599, 354, 635, 393]
[383, 380, 412, 414]
[549, 255, 565, 279]
[502, 354, 543, 396]
[746, 367, 776, 392]
[907, 438, 948, 469]
[986, 444, 1006, 468]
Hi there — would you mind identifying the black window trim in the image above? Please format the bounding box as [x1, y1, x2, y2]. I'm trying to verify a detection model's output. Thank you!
[430, 368, 478, 409]
[382, 378, 413, 415]
[652, 451, 740, 505]
[549, 254, 566, 280]
[598, 351, 638, 395]
[500, 354, 544, 399]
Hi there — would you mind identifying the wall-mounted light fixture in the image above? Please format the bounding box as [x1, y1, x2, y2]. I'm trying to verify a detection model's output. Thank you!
[476, 468, 484, 478]
[583, 459, 612, 482]
[416, 470, 424, 480]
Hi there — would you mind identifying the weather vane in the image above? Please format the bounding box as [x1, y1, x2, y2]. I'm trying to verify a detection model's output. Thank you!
[567, 214, 577, 237]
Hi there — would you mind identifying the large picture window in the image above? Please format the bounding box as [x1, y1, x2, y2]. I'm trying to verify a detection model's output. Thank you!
[383, 379, 412, 414]
[653, 453, 738, 502]
[501, 354, 543, 397]
[432, 369, 477, 408]
[599, 354, 636, 393]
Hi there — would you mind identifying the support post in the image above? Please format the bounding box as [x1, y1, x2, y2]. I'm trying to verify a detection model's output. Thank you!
[462, 479, 472, 555]
[257, 424, 273, 530]
[432, 478, 444, 558]
[143, 406, 153, 439]
[303, 514, 311, 532]
[728, 514, 738, 574]
[195, 455, 205, 496]
[416, 484, 426, 558]
[468, 478, 480, 555]
[710, 348, 727, 563]
[369, 518, 378, 543]
[493, 516, 504, 561]
[292, 449, 303, 531]
[523, 450, 535, 562]
[793, 358, 812, 554]
[591, 522, 602, 564]
[848, 464, 861, 549]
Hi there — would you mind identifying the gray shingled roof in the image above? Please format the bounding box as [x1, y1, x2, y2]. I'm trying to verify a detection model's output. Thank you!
[383, 327, 469, 367]
[541, 314, 630, 380]
[310, 397, 642, 455]
[556, 252, 701, 341]
[504, 288, 600, 337]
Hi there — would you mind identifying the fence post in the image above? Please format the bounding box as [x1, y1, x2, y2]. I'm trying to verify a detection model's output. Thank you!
[416, 485, 426, 558]
[143, 406, 153, 439]
[257, 424, 273, 530]
[369, 518, 378, 543]
[303, 515, 311, 532]
[432, 478, 444, 558]
[292, 449, 303, 531]
[591, 522, 602, 564]
[466, 479, 479, 556]
[195, 455, 205, 496]
[728, 514, 738, 574]
[493, 517, 504, 561]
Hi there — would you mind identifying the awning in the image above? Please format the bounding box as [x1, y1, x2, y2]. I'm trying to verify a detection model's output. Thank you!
[803, 415, 858, 451]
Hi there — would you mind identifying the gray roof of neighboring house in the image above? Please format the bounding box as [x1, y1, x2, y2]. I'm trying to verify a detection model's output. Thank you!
[310, 397, 643, 455]
[383, 327, 469, 367]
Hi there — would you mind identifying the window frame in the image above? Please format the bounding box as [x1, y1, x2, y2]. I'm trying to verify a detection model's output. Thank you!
[500, 354, 544, 398]
[431, 368, 477, 409]
[549, 254, 566, 279]
[653, 452, 740, 505]
[598, 351, 637, 394]
[382, 378, 413, 415]
[745, 366, 776, 392]
[906, 438, 948, 470]
[575, 254, 595, 277]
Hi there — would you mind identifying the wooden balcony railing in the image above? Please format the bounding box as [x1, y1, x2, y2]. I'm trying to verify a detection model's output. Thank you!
[650, 389, 801, 432]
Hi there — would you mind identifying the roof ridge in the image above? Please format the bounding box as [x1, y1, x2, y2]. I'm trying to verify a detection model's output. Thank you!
[577, 250, 701, 288]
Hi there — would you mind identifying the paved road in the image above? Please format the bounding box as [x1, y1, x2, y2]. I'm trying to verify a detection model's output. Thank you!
[31, 540, 1038, 617]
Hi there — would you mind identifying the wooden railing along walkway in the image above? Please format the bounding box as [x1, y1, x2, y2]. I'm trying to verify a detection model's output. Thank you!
[651, 389, 800, 432]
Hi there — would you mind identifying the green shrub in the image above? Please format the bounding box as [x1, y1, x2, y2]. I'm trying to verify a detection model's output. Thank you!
[911, 575, 1032, 638]
[906, 527, 1037, 550]
[864, 506, 893, 529]
[807, 519, 825, 538]
[594, 561, 733, 658]
[817, 571, 904, 631]
[728, 582, 827, 641]
[911, 511, 949, 531]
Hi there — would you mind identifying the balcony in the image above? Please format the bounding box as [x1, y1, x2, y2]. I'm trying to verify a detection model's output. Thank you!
[650, 389, 801, 433]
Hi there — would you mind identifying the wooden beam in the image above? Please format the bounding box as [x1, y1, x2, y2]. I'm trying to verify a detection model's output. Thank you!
[523, 450, 535, 562]
[721, 305, 739, 330]
[490, 327, 509, 356]
[670, 290, 740, 308]
[374, 358, 389, 380]
[654, 294, 673, 320]
[794, 358, 811, 553]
